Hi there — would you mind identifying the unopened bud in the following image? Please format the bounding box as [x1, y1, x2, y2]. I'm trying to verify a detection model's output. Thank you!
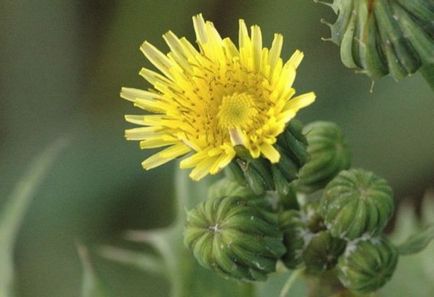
[337, 237, 398, 293]
[184, 180, 286, 281]
[297, 121, 351, 193]
[279, 210, 305, 269]
[322, 169, 394, 240]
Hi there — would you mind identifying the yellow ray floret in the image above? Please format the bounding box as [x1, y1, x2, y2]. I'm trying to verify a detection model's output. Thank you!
[121, 14, 316, 180]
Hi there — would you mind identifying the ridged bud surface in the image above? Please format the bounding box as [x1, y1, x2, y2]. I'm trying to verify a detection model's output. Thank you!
[322, 169, 394, 240]
[279, 210, 306, 269]
[184, 180, 286, 281]
[298, 121, 351, 193]
[320, 0, 434, 80]
[225, 120, 307, 196]
[337, 237, 398, 293]
[303, 231, 347, 274]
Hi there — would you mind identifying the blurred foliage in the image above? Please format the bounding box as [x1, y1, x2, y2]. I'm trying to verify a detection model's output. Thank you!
[78, 245, 110, 297]
[382, 192, 434, 297]
[0, 139, 66, 296]
[0, 0, 433, 296]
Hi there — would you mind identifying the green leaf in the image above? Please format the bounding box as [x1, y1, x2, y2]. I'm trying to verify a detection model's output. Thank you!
[0, 138, 66, 297]
[381, 193, 434, 296]
[397, 224, 434, 255]
[99, 245, 165, 276]
[78, 244, 110, 297]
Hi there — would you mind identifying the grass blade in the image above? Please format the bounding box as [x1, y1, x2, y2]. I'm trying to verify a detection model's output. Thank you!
[0, 138, 67, 296]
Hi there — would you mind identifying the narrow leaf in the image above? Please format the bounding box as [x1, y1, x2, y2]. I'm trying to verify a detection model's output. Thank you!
[78, 244, 109, 297]
[398, 224, 434, 255]
[0, 138, 67, 296]
[99, 245, 165, 276]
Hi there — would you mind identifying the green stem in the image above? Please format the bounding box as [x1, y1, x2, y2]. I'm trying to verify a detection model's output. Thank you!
[420, 64, 434, 92]
[279, 269, 304, 297]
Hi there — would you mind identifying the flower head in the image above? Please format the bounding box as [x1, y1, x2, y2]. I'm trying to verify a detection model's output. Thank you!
[122, 14, 315, 180]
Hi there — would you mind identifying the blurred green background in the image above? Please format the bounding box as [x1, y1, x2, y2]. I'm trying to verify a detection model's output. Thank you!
[1, 0, 433, 296]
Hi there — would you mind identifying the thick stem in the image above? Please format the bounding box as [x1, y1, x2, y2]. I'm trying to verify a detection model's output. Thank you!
[305, 270, 348, 297]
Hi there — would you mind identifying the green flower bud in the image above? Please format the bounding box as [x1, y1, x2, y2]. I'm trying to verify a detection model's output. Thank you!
[303, 231, 346, 274]
[279, 210, 305, 269]
[322, 169, 394, 240]
[225, 120, 307, 196]
[184, 182, 286, 281]
[337, 237, 399, 293]
[318, 0, 434, 81]
[297, 121, 351, 193]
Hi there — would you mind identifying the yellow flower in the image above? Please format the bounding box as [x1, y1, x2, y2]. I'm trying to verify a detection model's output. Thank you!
[121, 14, 316, 180]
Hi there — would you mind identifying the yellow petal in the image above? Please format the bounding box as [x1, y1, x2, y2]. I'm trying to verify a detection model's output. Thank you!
[180, 150, 209, 169]
[284, 92, 316, 111]
[288, 50, 304, 69]
[139, 135, 177, 149]
[261, 143, 280, 163]
[193, 14, 208, 44]
[251, 25, 262, 70]
[125, 127, 162, 140]
[269, 34, 283, 70]
[189, 157, 216, 180]
[142, 143, 190, 170]
[120, 87, 163, 102]
[141, 41, 176, 79]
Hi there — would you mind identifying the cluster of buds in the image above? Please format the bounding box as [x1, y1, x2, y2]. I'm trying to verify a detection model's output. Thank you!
[281, 168, 398, 293]
[184, 121, 399, 294]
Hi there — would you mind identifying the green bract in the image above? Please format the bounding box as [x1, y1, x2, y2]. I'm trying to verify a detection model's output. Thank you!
[297, 121, 351, 193]
[322, 169, 394, 240]
[279, 210, 306, 269]
[226, 120, 308, 196]
[320, 0, 434, 80]
[184, 181, 286, 281]
[303, 231, 346, 274]
[337, 237, 399, 293]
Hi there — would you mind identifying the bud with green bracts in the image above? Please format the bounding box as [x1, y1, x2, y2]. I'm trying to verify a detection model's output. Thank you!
[321, 169, 394, 240]
[225, 120, 307, 196]
[337, 237, 399, 293]
[297, 121, 351, 193]
[303, 231, 347, 274]
[318, 0, 434, 81]
[184, 181, 286, 281]
[279, 210, 306, 269]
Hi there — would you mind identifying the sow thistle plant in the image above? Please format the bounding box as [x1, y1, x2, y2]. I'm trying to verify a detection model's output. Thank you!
[113, 13, 434, 297]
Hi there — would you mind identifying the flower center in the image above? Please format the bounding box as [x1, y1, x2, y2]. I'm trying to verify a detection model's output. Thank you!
[217, 92, 257, 130]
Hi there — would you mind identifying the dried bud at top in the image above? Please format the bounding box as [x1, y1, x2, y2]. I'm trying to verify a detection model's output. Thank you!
[184, 180, 286, 281]
[297, 121, 351, 193]
[322, 169, 394, 240]
[337, 237, 399, 293]
[319, 0, 434, 80]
